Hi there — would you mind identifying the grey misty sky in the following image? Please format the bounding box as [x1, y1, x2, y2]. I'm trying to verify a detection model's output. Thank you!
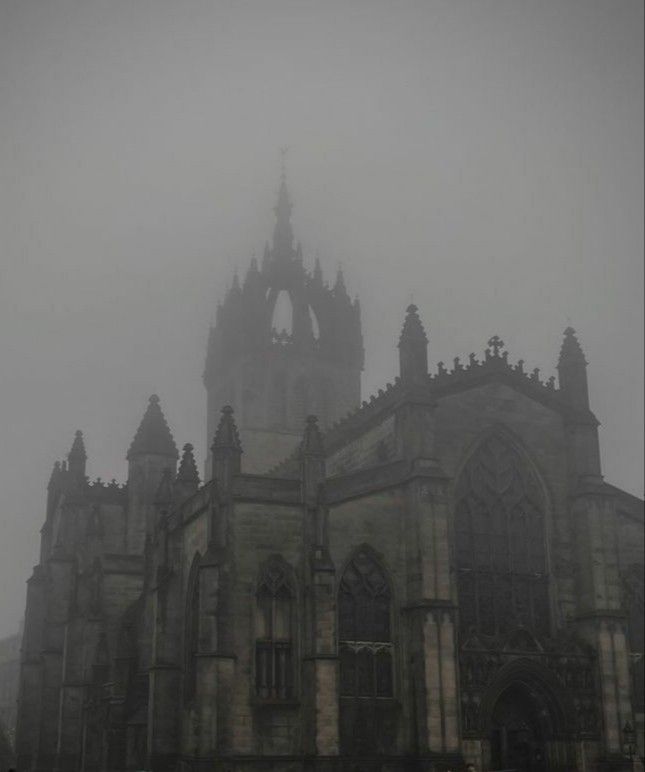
[0, 0, 642, 637]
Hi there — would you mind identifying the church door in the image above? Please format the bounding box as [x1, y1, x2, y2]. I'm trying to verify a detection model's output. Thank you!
[489, 685, 547, 772]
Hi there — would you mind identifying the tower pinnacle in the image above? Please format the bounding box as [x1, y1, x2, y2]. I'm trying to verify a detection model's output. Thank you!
[398, 304, 429, 385]
[67, 430, 87, 481]
[127, 395, 178, 460]
[557, 327, 589, 408]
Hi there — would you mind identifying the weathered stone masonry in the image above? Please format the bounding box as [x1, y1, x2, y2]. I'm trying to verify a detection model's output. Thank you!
[16, 178, 644, 772]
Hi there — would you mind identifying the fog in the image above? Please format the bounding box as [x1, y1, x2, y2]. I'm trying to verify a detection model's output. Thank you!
[0, 0, 642, 638]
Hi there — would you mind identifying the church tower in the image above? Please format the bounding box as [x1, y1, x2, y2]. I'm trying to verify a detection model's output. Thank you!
[203, 173, 363, 473]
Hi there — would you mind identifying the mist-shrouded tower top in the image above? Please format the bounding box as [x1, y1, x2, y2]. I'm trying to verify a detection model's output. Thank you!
[203, 172, 363, 474]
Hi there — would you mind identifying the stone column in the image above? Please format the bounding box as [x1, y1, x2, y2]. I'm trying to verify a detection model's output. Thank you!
[55, 617, 98, 772]
[572, 488, 635, 757]
[147, 570, 182, 772]
[300, 416, 339, 758]
[16, 566, 46, 772]
[405, 476, 460, 755]
[35, 552, 75, 772]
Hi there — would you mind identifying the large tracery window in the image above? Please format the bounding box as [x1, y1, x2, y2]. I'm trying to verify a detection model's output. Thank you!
[455, 433, 550, 640]
[338, 549, 396, 755]
[255, 558, 295, 700]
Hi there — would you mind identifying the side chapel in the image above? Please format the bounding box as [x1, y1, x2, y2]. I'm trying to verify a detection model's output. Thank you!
[15, 174, 644, 772]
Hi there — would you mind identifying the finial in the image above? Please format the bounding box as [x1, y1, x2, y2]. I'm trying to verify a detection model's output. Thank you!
[48, 460, 62, 489]
[559, 326, 587, 366]
[67, 429, 87, 481]
[334, 266, 348, 296]
[301, 415, 324, 456]
[68, 430, 87, 460]
[399, 303, 428, 345]
[313, 255, 323, 283]
[177, 442, 200, 490]
[211, 405, 242, 452]
[557, 326, 589, 406]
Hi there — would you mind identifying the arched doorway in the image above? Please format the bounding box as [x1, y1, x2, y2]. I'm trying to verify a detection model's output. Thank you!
[480, 659, 575, 772]
[489, 684, 548, 772]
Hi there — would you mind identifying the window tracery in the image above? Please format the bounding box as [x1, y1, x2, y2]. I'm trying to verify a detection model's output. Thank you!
[338, 550, 393, 698]
[338, 548, 396, 754]
[455, 434, 550, 640]
[255, 558, 295, 700]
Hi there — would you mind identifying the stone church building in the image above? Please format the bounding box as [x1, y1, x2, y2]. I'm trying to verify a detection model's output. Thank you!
[16, 176, 644, 772]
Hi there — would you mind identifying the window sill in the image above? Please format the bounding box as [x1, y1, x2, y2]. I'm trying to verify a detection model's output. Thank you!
[252, 697, 300, 709]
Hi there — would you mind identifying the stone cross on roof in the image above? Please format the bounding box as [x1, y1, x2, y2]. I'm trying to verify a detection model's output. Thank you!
[487, 335, 505, 357]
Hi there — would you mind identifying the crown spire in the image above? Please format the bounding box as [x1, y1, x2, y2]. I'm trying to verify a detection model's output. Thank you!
[272, 166, 294, 258]
[127, 395, 178, 460]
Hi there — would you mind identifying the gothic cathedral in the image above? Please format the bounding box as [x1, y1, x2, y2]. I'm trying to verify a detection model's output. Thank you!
[16, 175, 644, 772]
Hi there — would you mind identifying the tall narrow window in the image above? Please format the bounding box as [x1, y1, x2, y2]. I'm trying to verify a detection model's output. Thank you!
[455, 434, 549, 640]
[255, 558, 295, 700]
[338, 548, 396, 754]
[339, 549, 393, 698]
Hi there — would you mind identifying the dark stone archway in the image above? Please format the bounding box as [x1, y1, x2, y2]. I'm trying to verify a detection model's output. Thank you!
[489, 683, 549, 771]
[479, 658, 576, 772]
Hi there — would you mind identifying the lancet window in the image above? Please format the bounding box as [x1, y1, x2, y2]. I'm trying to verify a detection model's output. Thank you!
[255, 558, 296, 700]
[455, 434, 550, 640]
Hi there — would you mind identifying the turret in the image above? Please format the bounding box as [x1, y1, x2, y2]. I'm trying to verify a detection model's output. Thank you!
[176, 443, 200, 501]
[126, 395, 178, 553]
[67, 430, 87, 486]
[211, 406, 242, 490]
[557, 327, 590, 409]
[557, 329, 602, 485]
[398, 304, 429, 386]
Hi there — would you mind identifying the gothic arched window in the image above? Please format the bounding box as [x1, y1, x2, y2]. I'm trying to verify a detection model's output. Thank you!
[455, 434, 550, 640]
[338, 549, 393, 697]
[338, 549, 396, 755]
[183, 554, 200, 704]
[255, 558, 296, 700]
